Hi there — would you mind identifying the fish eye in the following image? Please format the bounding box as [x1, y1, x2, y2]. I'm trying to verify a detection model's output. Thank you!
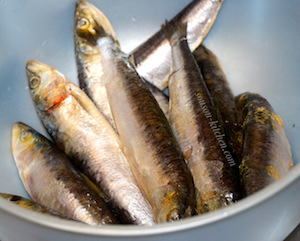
[77, 17, 90, 30]
[29, 76, 40, 89]
[20, 130, 32, 142]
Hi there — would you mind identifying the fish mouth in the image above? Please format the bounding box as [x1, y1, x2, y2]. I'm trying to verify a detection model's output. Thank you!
[26, 60, 35, 71]
[26, 60, 42, 76]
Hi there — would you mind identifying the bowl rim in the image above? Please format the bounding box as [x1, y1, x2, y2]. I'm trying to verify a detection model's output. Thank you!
[1, 163, 299, 237]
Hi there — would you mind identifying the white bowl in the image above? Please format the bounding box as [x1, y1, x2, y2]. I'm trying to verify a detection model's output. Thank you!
[1, 1, 300, 240]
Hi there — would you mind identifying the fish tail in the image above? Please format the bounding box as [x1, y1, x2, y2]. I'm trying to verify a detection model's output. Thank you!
[163, 20, 187, 45]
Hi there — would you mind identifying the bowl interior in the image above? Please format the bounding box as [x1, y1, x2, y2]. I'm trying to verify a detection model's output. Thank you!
[0, 0, 299, 234]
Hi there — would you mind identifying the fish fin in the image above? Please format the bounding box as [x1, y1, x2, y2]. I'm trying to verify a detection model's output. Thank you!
[163, 20, 187, 45]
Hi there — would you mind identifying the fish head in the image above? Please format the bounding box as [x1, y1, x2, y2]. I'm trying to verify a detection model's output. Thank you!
[152, 188, 195, 223]
[26, 60, 69, 112]
[74, 0, 119, 47]
[154, 204, 185, 223]
[12, 122, 47, 174]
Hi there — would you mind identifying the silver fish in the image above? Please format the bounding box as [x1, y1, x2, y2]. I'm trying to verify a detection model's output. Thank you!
[74, 0, 118, 130]
[235, 93, 294, 196]
[26, 60, 154, 226]
[165, 21, 240, 214]
[74, 0, 169, 124]
[130, 0, 224, 90]
[74, 2, 192, 222]
[11, 122, 118, 225]
[92, 27, 196, 222]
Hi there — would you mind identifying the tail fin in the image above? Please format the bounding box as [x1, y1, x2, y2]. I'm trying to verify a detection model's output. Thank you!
[163, 20, 187, 45]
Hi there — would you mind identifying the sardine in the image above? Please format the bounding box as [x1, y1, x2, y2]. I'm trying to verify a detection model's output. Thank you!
[130, 0, 224, 90]
[165, 22, 240, 214]
[235, 93, 294, 196]
[90, 18, 196, 223]
[11, 122, 118, 225]
[193, 45, 241, 163]
[74, 0, 118, 130]
[74, 0, 169, 124]
[0, 193, 67, 218]
[26, 61, 154, 226]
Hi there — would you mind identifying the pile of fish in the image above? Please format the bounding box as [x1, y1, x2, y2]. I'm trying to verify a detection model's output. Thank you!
[3, 0, 294, 226]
